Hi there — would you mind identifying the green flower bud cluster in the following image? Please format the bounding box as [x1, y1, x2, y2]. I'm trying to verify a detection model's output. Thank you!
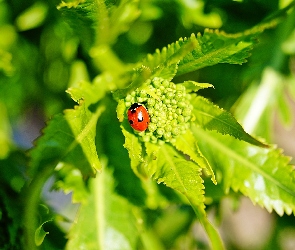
[125, 77, 192, 144]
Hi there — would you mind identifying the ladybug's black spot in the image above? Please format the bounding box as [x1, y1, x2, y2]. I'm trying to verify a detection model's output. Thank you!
[129, 120, 133, 125]
[129, 103, 141, 113]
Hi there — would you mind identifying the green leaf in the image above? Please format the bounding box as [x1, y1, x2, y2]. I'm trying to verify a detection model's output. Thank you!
[138, 17, 279, 79]
[57, 0, 99, 50]
[152, 144, 224, 249]
[112, 66, 151, 100]
[57, 0, 140, 48]
[144, 141, 161, 178]
[153, 143, 205, 210]
[34, 205, 53, 246]
[122, 126, 146, 179]
[116, 99, 126, 122]
[67, 74, 109, 103]
[30, 73, 110, 178]
[35, 220, 52, 246]
[177, 19, 279, 75]
[53, 163, 89, 203]
[191, 95, 267, 147]
[193, 126, 295, 216]
[172, 129, 216, 184]
[179, 80, 214, 92]
[66, 168, 138, 250]
[141, 35, 197, 80]
[30, 101, 104, 178]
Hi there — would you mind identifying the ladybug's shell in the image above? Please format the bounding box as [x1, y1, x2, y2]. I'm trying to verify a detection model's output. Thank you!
[128, 103, 150, 131]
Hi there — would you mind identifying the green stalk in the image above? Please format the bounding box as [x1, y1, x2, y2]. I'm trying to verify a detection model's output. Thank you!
[22, 164, 55, 250]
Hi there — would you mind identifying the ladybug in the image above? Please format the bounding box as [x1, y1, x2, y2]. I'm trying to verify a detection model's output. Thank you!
[128, 103, 150, 131]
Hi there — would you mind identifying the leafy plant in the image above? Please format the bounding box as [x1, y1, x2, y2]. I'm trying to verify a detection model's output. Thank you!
[1, 0, 295, 249]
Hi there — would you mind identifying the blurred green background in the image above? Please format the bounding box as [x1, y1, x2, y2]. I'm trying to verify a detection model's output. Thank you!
[1, 0, 295, 249]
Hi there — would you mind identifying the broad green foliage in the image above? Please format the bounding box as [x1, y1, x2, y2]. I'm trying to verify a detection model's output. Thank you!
[194, 127, 295, 216]
[191, 95, 267, 147]
[1, 0, 295, 249]
[66, 168, 138, 250]
[57, 0, 140, 47]
[172, 130, 216, 184]
[154, 144, 224, 250]
[30, 99, 104, 178]
[142, 18, 280, 77]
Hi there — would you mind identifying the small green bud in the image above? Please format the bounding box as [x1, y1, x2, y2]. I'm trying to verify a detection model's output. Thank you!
[171, 99, 177, 105]
[164, 131, 172, 139]
[138, 97, 145, 103]
[148, 107, 154, 115]
[164, 98, 170, 105]
[148, 98, 156, 106]
[172, 127, 180, 135]
[139, 89, 147, 97]
[169, 82, 176, 89]
[175, 91, 183, 100]
[171, 119, 178, 126]
[183, 108, 191, 117]
[157, 128, 165, 136]
[157, 119, 167, 128]
[176, 108, 182, 115]
[152, 78, 161, 87]
[163, 80, 170, 87]
[165, 124, 172, 132]
[176, 84, 186, 91]
[151, 135, 158, 144]
[154, 102, 162, 110]
[178, 115, 185, 123]
[166, 91, 174, 99]
[151, 116, 158, 123]
[125, 95, 132, 102]
[148, 123, 157, 132]
[154, 110, 160, 117]
[178, 101, 186, 108]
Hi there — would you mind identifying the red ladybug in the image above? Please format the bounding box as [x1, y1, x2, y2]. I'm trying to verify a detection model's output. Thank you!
[128, 103, 150, 131]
